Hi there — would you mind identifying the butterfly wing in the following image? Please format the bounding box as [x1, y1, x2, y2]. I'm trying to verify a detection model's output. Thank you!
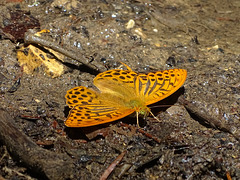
[94, 68, 187, 106]
[136, 69, 187, 105]
[93, 69, 137, 90]
[65, 104, 135, 127]
[65, 86, 99, 108]
[66, 67, 187, 127]
[65, 86, 135, 127]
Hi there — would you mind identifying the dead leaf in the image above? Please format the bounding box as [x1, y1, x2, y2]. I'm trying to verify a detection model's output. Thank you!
[17, 44, 64, 78]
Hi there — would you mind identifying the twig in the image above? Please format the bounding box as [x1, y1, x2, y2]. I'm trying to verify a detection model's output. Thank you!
[3, 167, 34, 180]
[120, 122, 162, 144]
[226, 171, 232, 180]
[24, 29, 101, 72]
[0, 146, 8, 163]
[100, 150, 126, 180]
[0, 175, 6, 180]
[178, 96, 239, 141]
[137, 128, 162, 144]
[0, 108, 74, 180]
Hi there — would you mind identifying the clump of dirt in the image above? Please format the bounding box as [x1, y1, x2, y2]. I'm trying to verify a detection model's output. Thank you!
[0, 0, 239, 179]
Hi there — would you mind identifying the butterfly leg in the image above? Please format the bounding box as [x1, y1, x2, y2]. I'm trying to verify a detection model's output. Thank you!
[136, 111, 140, 128]
[149, 110, 161, 122]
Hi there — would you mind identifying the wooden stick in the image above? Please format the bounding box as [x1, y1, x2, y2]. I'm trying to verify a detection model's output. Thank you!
[24, 29, 101, 72]
[0, 108, 74, 180]
[100, 150, 126, 180]
[178, 96, 239, 141]
[120, 122, 162, 144]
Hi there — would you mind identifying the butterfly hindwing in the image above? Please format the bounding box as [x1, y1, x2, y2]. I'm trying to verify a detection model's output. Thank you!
[65, 104, 135, 127]
[65, 85, 135, 127]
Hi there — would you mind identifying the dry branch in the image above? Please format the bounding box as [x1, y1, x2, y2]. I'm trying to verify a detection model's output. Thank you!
[0, 108, 74, 180]
[178, 96, 240, 141]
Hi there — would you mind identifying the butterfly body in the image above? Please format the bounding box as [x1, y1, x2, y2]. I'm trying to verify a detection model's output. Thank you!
[65, 64, 187, 127]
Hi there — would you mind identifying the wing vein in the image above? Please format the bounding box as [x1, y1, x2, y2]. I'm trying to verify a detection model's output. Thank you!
[147, 78, 157, 95]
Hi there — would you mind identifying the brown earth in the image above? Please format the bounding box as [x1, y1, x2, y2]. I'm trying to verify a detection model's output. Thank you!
[0, 0, 239, 179]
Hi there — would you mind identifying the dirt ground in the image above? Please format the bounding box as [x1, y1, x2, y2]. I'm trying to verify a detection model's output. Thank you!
[0, 0, 239, 179]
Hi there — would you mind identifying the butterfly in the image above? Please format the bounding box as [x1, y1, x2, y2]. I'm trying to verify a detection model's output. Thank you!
[65, 63, 187, 127]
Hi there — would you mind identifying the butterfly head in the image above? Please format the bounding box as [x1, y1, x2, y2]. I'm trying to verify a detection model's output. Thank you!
[133, 103, 151, 127]
[127, 99, 149, 116]
[139, 108, 150, 119]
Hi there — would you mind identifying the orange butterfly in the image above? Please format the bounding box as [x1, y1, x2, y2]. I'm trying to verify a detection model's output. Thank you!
[65, 63, 187, 127]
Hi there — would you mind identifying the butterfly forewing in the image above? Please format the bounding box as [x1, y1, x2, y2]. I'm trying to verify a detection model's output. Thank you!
[93, 69, 137, 89]
[142, 69, 187, 105]
[94, 68, 187, 106]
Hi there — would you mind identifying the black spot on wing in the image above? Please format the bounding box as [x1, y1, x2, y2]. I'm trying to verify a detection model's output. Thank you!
[113, 72, 120, 75]
[104, 75, 113, 77]
[73, 100, 78, 103]
[119, 76, 125, 80]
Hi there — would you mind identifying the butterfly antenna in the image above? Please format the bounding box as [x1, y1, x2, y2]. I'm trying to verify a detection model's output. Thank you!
[149, 110, 161, 122]
[136, 111, 140, 128]
[150, 104, 178, 109]
[120, 62, 132, 71]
